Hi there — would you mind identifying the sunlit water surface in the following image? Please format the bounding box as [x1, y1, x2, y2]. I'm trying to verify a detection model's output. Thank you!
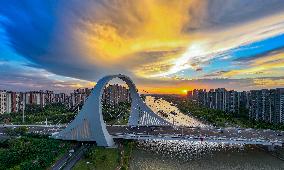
[130, 140, 284, 170]
[145, 96, 206, 127]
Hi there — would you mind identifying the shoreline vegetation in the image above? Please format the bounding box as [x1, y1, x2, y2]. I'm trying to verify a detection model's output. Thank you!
[161, 95, 284, 131]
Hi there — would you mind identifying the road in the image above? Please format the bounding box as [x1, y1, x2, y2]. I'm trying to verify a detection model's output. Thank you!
[62, 145, 90, 170]
[0, 124, 65, 135]
[51, 144, 89, 170]
[51, 148, 74, 170]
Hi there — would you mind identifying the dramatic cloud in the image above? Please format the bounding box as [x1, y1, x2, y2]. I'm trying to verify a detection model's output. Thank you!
[0, 0, 284, 93]
[0, 61, 96, 92]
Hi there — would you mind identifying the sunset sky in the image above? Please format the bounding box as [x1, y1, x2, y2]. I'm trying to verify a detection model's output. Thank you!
[0, 0, 284, 94]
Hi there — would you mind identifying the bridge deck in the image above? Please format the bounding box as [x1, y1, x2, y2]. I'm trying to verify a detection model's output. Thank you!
[1, 125, 283, 146]
[107, 126, 284, 146]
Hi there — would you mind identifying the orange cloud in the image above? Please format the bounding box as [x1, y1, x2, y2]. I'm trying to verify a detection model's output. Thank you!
[73, 0, 206, 74]
[253, 78, 284, 88]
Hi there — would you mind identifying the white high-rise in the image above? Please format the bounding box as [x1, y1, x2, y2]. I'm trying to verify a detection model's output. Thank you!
[0, 90, 7, 114]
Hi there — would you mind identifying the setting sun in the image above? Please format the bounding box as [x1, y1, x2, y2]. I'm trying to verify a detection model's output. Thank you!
[182, 89, 188, 94]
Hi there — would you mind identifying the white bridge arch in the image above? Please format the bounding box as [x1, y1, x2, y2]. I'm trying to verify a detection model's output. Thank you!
[52, 74, 171, 146]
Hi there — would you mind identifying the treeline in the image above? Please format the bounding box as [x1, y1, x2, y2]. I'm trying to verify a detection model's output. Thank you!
[102, 102, 131, 125]
[0, 103, 76, 125]
[1, 102, 132, 125]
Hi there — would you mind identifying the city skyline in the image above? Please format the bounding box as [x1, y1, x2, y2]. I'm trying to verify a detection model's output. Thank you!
[1, 82, 283, 129]
[0, 83, 131, 114]
[1, 2, 284, 169]
[187, 87, 284, 124]
[1, 1, 284, 94]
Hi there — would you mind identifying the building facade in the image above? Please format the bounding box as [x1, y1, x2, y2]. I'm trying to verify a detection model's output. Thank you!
[102, 84, 131, 105]
[187, 88, 284, 124]
[0, 84, 131, 114]
[0, 90, 7, 114]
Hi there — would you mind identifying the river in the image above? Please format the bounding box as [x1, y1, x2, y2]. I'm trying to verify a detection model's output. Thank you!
[130, 140, 284, 170]
[145, 96, 206, 127]
[132, 96, 284, 170]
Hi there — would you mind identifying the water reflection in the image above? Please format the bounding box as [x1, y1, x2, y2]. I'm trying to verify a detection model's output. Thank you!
[145, 96, 206, 127]
[130, 140, 284, 170]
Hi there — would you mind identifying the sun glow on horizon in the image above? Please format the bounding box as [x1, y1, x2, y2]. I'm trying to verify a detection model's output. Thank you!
[182, 89, 188, 94]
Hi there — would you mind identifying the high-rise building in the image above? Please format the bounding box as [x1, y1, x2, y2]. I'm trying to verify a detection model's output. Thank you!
[4, 92, 21, 113]
[102, 84, 130, 105]
[6, 92, 12, 113]
[239, 91, 249, 109]
[275, 88, 284, 123]
[45, 90, 54, 104]
[23, 91, 45, 107]
[0, 90, 7, 114]
[69, 88, 92, 109]
[187, 88, 284, 124]
[216, 88, 227, 111]
[188, 89, 207, 106]
[248, 89, 283, 123]
[225, 90, 239, 113]
[188, 88, 244, 114]
[250, 90, 261, 121]
[207, 89, 217, 109]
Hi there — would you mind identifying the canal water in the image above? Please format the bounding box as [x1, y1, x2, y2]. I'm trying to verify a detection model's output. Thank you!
[129, 140, 284, 170]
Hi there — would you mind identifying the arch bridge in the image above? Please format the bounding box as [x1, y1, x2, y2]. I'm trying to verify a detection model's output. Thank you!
[52, 74, 284, 147]
[52, 74, 172, 146]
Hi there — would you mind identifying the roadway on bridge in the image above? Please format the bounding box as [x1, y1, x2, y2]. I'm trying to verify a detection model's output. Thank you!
[108, 126, 284, 145]
[1, 125, 284, 146]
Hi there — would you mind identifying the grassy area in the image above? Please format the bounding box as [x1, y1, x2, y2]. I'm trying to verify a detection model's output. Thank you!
[73, 140, 135, 170]
[73, 146, 120, 170]
[120, 140, 134, 170]
[0, 135, 71, 170]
